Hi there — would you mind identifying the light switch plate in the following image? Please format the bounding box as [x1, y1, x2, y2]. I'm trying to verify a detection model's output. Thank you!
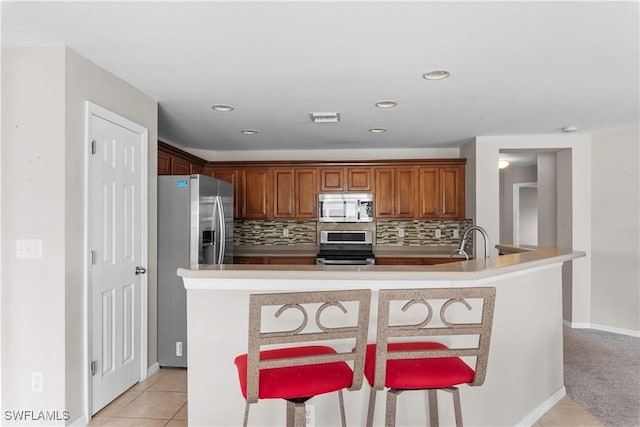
[398, 229, 405, 238]
[16, 239, 43, 259]
[435, 229, 442, 238]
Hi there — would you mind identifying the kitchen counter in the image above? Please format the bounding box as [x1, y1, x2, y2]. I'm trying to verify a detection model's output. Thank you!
[180, 245, 585, 426]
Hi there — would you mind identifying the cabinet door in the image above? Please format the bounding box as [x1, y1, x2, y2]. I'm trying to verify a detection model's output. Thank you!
[395, 167, 416, 218]
[234, 256, 267, 264]
[171, 157, 191, 175]
[374, 168, 395, 218]
[417, 165, 465, 219]
[158, 151, 172, 175]
[295, 168, 318, 218]
[376, 257, 424, 265]
[417, 167, 440, 218]
[439, 166, 464, 218]
[267, 257, 316, 265]
[320, 168, 344, 191]
[242, 168, 272, 219]
[273, 169, 295, 218]
[347, 168, 372, 191]
[190, 163, 204, 175]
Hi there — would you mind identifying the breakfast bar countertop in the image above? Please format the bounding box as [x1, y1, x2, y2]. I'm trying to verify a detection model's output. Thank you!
[180, 245, 585, 285]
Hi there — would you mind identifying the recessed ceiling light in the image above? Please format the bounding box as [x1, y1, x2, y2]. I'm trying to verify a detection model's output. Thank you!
[369, 128, 386, 133]
[212, 104, 234, 112]
[375, 100, 398, 109]
[562, 126, 579, 133]
[499, 160, 510, 169]
[241, 129, 258, 135]
[422, 69, 450, 80]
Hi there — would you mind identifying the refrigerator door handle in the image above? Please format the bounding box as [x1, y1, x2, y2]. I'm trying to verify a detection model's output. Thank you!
[216, 195, 225, 265]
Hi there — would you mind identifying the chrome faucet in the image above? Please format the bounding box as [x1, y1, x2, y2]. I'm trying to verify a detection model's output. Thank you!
[450, 225, 491, 260]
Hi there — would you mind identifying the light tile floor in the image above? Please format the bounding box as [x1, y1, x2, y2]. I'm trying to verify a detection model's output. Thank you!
[90, 368, 603, 426]
[89, 368, 187, 427]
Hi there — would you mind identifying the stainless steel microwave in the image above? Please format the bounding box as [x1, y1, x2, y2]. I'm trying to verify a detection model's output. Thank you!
[318, 192, 374, 222]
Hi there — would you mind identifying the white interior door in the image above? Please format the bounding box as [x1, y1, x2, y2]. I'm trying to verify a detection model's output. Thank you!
[88, 104, 147, 415]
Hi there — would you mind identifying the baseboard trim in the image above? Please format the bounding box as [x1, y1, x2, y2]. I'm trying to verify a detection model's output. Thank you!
[516, 386, 566, 426]
[69, 415, 88, 427]
[563, 321, 640, 337]
[147, 362, 160, 378]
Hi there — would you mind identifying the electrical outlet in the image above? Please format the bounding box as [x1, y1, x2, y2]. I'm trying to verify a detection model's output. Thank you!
[398, 228, 404, 238]
[453, 229, 459, 239]
[435, 229, 442, 238]
[31, 372, 43, 392]
[283, 228, 289, 238]
[305, 404, 315, 427]
[16, 239, 43, 259]
[176, 341, 183, 357]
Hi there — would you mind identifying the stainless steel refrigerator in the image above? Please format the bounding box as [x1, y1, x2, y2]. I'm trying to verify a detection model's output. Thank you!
[157, 174, 233, 367]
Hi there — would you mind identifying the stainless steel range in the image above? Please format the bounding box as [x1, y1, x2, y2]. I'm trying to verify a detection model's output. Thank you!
[316, 230, 375, 265]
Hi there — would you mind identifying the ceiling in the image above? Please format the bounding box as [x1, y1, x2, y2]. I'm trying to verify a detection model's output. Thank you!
[3, 1, 638, 153]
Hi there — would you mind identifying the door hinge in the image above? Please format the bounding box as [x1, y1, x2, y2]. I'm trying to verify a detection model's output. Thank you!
[91, 360, 97, 376]
[91, 140, 96, 155]
[91, 250, 96, 265]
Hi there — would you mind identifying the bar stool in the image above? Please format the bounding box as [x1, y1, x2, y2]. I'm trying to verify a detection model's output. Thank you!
[365, 287, 496, 427]
[234, 289, 371, 427]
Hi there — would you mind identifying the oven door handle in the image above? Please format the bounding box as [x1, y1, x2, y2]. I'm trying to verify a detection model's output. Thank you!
[317, 258, 373, 265]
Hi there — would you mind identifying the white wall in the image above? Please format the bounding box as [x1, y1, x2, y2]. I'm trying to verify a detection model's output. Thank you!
[537, 153, 557, 247]
[64, 48, 158, 421]
[499, 165, 537, 243]
[463, 134, 592, 324]
[2, 47, 68, 425]
[518, 186, 538, 245]
[1, 47, 157, 425]
[591, 128, 639, 333]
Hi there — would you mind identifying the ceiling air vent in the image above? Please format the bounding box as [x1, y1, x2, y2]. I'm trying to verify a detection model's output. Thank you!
[309, 112, 341, 123]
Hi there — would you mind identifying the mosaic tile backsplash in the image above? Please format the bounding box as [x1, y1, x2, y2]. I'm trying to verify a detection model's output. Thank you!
[234, 219, 473, 246]
[234, 220, 317, 245]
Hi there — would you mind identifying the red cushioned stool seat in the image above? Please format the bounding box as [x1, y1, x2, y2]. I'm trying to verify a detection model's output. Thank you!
[364, 342, 475, 390]
[235, 345, 354, 400]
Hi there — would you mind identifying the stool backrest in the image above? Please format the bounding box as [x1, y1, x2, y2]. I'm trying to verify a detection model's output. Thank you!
[373, 287, 496, 389]
[246, 289, 371, 403]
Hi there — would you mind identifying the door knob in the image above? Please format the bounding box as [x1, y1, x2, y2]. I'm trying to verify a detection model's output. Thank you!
[135, 266, 147, 275]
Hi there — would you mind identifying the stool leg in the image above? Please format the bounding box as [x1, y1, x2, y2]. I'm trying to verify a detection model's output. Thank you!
[338, 390, 347, 427]
[286, 401, 307, 427]
[448, 387, 463, 427]
[385, 389, 402, 427]
[366, 388, 377, 427]
[243, 402, 250, 427]
[428, 389, 439, 427]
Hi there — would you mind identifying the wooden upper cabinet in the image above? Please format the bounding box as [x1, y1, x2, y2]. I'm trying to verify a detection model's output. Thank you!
[158, 150, 172, 175]
[171, 157, 191, 175]
[417, 165, 465, 219]
[273, 168, 318, 219]
[439, 165, 465, 218]
[320, 167, 372, 192]
[295, 168, 318, 218]
[374, 167, 416, 218]
[241, 168, 272, 219]
[273, 169, 296, 218]
[157, 141, 207, 176]
[347, 168, 372, 191]
[320, 168, 344, 191]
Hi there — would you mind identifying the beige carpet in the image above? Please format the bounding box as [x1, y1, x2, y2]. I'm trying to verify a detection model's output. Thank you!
[563, 327, 640, 427]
